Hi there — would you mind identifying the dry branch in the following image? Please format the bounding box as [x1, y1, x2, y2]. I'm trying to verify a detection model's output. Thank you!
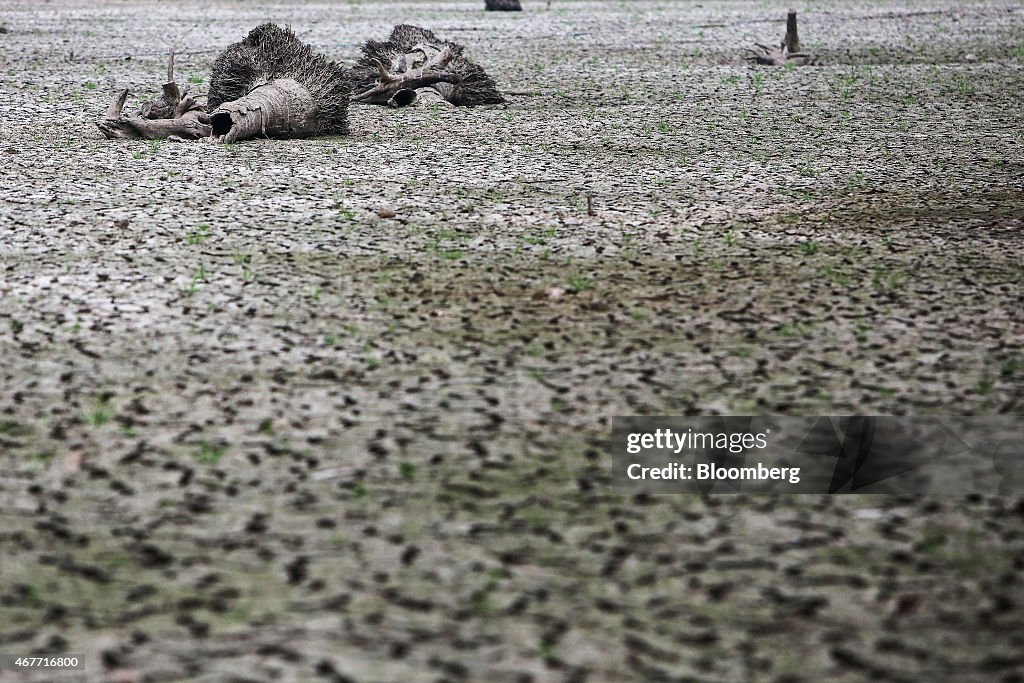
[140, 51, 181, 119]
[96, 110, 211, 140]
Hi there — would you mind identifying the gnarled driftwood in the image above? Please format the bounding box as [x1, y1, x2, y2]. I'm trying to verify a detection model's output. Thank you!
[96, 52, 212, 140]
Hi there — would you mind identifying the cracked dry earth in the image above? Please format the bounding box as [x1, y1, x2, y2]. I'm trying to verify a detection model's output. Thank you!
[1, 0, 1023, 682]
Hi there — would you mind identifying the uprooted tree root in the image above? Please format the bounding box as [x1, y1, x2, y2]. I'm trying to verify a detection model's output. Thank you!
[94, 23, 505, 143]
[206, 23, 349, 142]
[352, 44, 461, 107]
[96, 52, 212, 140]
[351, 25, 505, 108]
[747, 10, 818, 66]
[96, 25, 350, 143]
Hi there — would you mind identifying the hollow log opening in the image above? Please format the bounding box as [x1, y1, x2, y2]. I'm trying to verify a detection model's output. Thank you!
[389, 89, 419, 108]
[210, 78, 321, 142]
[210, 111, 235, 137]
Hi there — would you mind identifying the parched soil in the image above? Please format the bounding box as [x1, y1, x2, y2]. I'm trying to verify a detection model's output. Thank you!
[0, 1, 1022, 681]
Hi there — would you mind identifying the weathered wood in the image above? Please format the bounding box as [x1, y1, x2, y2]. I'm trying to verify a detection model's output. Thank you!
[207, 24, 349, 139]
[105, 88, 130, 119]
[140, 52, 182, 119]
[96, 110, 212, 140]
[96, 51, 212, 140]
[96, 87, 210, 140]
[375, 87, 456, 109]
[210, 78, 321, 142]
[412, 87, 453, 107]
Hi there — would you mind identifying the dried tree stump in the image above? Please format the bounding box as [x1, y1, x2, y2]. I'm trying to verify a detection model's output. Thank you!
[746, 10, 817, 66]
[783, 10, 801, 54]
[485, 0, 522, 10]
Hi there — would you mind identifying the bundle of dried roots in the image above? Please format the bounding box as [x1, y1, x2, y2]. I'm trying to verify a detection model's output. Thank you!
[351, 25, 504, 108]
[207, 23, 351, 142]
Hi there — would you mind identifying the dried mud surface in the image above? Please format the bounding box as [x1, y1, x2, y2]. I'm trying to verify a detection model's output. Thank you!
[1, 1, 1023, 681]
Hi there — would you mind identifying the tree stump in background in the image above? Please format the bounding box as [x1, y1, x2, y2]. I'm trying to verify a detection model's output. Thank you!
[746, 10, 817, 66]
[485, 0, 522, 11]
[783, 10, 801, 54]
